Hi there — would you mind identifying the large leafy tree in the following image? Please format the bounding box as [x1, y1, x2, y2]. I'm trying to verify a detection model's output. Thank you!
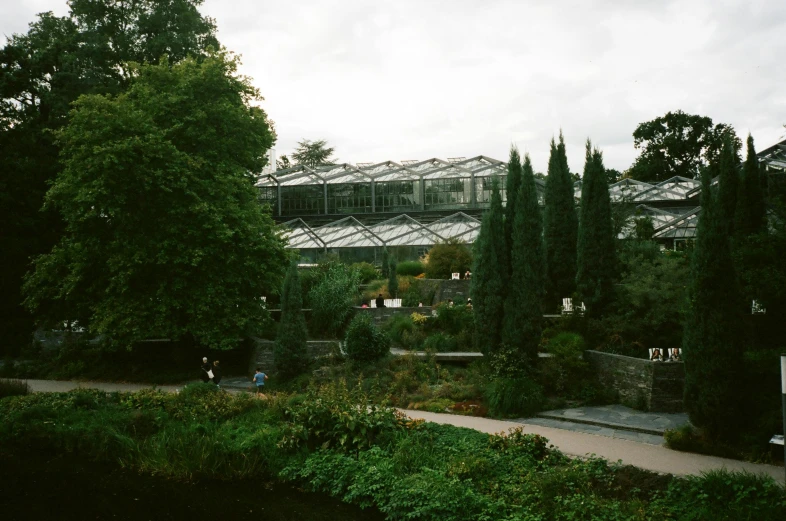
[291, 139, 336, 167]
[23, 52, 287, 349]
[471, 178, 507, 354]
[0, 0, 219, 355]
[501, 154, 545, 368]
[734, 135, 767, 238]
[275, 261, 309, 378]
[543, 132, 578, 310]
[629, 110, 740, 182]
[683, 149, 745, 442]
[576, 141, 615, 317]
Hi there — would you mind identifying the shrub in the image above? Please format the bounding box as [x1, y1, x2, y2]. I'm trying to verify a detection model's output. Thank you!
[275, 261, 309, 379]
[424, 238, 473, 279]
[350, 262, 380, 283]
[388, 258, 399, 298]
[308, 263, 360, 337]
[400, 278, 438, 307]
[538, 332, 593, 397]
[345, 313, 391, 363]
[381, 315, 424, 350]
[422, 333, 458, 353]
[664, 424, 743, 460]
[396, 260, 425, 277]
[0, 379, 30, 399]
[484, 377, 544, 417]
[427, 303, 472, 336]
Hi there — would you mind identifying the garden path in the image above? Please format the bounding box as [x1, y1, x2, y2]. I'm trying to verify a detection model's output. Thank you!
[17, 379, 784, 482]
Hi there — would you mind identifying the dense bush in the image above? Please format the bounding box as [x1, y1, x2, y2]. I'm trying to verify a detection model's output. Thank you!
[484, 376, 545, 417]
[345, 313, 391, 363]
[538, 332, 591, 397]
[308, 263, 360, 337]
[424, 239, 472, 279]
[422, 333, 458, 353]
[396, 260, 425, 277]
[400, 278, 438, 307]
[350, 262, 380, 283]
[381, 315, 425, 350]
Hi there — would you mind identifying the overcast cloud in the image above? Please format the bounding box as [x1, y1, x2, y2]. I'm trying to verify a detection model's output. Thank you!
[3, 0, 785, 172]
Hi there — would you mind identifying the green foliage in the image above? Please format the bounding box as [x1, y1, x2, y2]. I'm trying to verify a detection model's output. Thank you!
[504, 145, 523, 265]
[388, 258, 399, 298]
[381, 315, 425, 350]
[629, 110, 741, 182]
[275, 262, 309, 379]
[422, 333, 458, 353]
[502, 153, 544, 368]
[734, 134, 767, 238]
[543, 132, 578, 310]
[0, 379, 30, 399]
[351, 262, 380, 283]
[396, 260, 425, 277]
[716, 136, 740, 236]
[471, 178, 507, 354]
[484, 377, 545, 417]
[345, 313, 391, 363]
[382, 249, 390, 279]
[0, 0, 220, 357]
[576, 140, 616, 317]
[291, 139, 336, 167]
[683, 147, 746, 443]
[22, 52, 286, 349]
[425, 239, 472, 279]
[308, 262, 360, 337]
[400, 278, 438, 307]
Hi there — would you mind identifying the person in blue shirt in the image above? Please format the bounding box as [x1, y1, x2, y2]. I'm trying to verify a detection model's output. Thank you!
[252, 368, 268, 397]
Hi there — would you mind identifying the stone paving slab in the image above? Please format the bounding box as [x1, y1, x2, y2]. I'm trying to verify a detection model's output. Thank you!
[535, 404, 690, 436]
[518, 417, 666, 445]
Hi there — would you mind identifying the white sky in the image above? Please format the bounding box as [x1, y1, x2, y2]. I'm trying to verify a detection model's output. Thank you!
[3, 0, 785, 173]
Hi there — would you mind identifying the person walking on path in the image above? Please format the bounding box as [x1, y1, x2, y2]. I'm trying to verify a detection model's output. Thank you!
[212, 361, 222, 388]
[200, 357, 213, 382]
[252, 368, 268, 398]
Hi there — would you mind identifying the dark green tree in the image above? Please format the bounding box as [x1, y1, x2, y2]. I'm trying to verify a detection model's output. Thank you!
[501, 154, 545, 368]
[0, 0, 219, 355]
[388, 257, 399, 298]
[543, 132, 578, 310]
[576, 141, 615, 316]
[682, 168, 745, 442]
[629, 110, 741, 182]
[275, 261, 309, 378]
[504, 146, 523, 265]
[716, 137, 740, 236]
[23, 52, 286, 349]
[734, 135, 767, 238]
[470, 178, 507, 354]
[291, 139, 336, 167]
[381, 248, 390, 278]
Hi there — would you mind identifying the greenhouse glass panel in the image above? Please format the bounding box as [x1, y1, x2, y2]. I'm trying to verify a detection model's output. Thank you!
[258, 186, 277, 210]
[327, 182, 372, 214]
[280, 184, 324, 216]
[475, 175, 508, 205]
[424, 178, 471, 209]
[375, 180, 420, 212]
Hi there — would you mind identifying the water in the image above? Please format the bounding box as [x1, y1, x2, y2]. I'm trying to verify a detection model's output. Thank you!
[0, 450, 385, 521]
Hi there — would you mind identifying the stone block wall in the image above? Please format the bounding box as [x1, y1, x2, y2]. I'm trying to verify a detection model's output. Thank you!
[249, 338, 340, 373]
[354, 307, 423, 327]
[434, 279, 471, 304]
[584, 350, 685, 413]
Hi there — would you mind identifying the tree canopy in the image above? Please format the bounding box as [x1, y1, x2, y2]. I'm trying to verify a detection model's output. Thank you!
[291, 139, 337, 167]
[23, 52, 287, 349]
[629, 110, 740, 182]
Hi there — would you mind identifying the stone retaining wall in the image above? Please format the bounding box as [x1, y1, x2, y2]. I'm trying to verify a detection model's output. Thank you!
[354, 307, 424, 327]
[434, 279, 471, 304]
[249, 338, 340, 373]
[584, 350, 684, 413]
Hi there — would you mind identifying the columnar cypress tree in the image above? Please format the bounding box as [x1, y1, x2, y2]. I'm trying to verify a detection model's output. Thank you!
[471, 177, 507, 354]
[388, 257, 398, 298]
[734, 134, 766, 238]
[683, 161, 745, 442]
[575, 140, 615, 316]
[505, 146, 523, 266]
[274, 261, 309, 378]
[381, 248, 390, 278]
[716, 136, 739, 235]
[501, 154, 545, 368]
[544, 132, 578, 310]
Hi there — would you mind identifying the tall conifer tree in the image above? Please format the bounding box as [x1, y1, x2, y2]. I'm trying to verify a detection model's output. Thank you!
[544, 132, 578, 310]
[501, 154, 545, 368]
[734, 134, 766, 238]
[505, 146, 523, 267]
[576, 140, 615, 316]
[471, 178, 507, 354]
[388, 257, 398, 298]
[274, 261, 309, 378]
[683, 159, 745, 442]
[716, 136, 740, 235]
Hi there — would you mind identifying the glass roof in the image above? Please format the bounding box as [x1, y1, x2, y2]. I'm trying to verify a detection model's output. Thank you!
[652, 207, 701, 239]
[758, 138, 786, 171]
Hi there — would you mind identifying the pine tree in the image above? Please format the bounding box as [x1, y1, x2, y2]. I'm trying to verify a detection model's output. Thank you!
[544, 132, 578, 311]
[471, 177, 507, 354]
[382, 248, 390, 278]
[716, 136, 740, 235]
[501, 154, 545, 369]
[388, 257, 398, 298]
[734, 134, 766, 238]
[505, 146, 523, 268]
[576, 140, 615, 317]
[274, 261, 309, 378]
[683, 163, 745, 442]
